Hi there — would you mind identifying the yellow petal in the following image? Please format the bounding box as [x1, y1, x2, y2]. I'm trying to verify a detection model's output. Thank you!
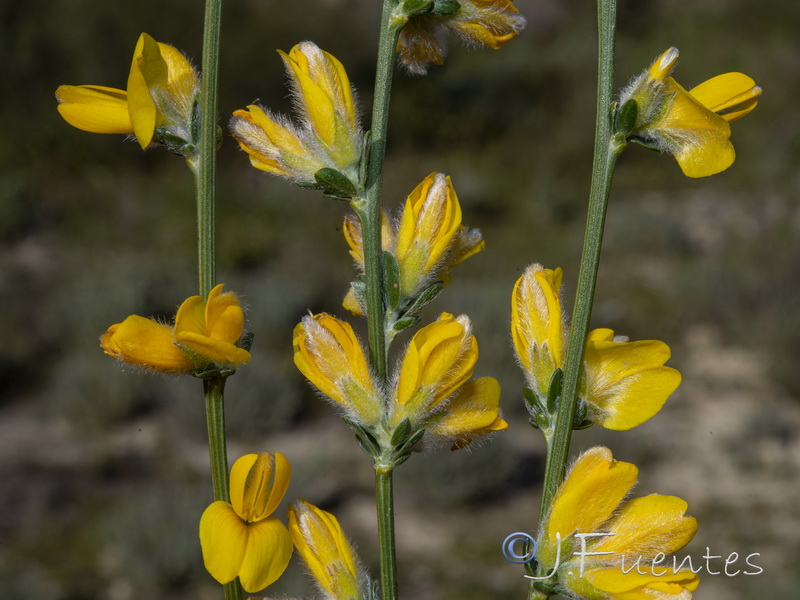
[592, 494, 698, 558]
[289, 499, 361, 598]
[55, 85, 133, 134]
[157, 41, 200, 118]
[262, 452, 292, 519]
[205, 284, 245, 344]
[584, 337, 681, 430]
[199, 501, 249, 585]
[174, 331, 252, 366]
[429, 377, 507, 449]
[647, 47, 679, 82]
[547, 447, 638, 545]
[174, 294, 206, 336]
[238, 517, 293, 593]
[689, 73, 761, 122]
[231, 454, 258, 519]
[100, 315, 193, 372]
[659, 79, 735, 178]
[127, 33, 166, 148]
[280, 48, 336, 146]
[586, 566, 699, 596]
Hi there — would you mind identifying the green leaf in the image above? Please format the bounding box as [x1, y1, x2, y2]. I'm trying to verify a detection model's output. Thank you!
[400, 281, 444, 317]
[391, 418, 412, 447]
[383, 252, 402, 311]
[614, 98, 639, 136]
[314, 168, 357, 198]
[392, 314, 420, 332]
[432, 0, 460, 16]
[545, 368, 563, 414]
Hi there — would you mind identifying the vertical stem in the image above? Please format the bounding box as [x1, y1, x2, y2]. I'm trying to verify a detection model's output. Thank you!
[197, 0, 224, 298]
[204, 376, 231, 502]
[205, 376, 243, 600]
[362, 5, 402, 599]
[375, 465, 398, 600]
[537, 0, 623, 525]
[362, 0, 401, 382]
[198, 3, 240, 599]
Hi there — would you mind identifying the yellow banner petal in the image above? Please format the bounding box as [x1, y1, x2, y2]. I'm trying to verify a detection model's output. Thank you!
[238, 517, 293, 592]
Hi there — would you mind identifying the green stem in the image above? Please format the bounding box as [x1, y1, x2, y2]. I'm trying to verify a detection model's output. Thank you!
[537, 0, 624, 526]
[204, 376, 231, 502]
[196, 0, 224, 298]
[375, 465, 398, 600]
[362, 0, 402, 382]
[204, 376, 242, 600]
[197, 3, 240, 599]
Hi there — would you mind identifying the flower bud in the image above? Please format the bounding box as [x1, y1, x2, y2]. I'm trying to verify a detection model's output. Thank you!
[293, 313, 382, 425]
[288, 499, 366, 600]
[231, 42, 363, 186]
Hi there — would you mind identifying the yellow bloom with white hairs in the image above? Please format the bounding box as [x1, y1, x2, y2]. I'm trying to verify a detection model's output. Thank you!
[199, 453, 293, 593]
[511, 264, 566, 399]
[394, 312, 477, 420]
[293, 313, 382, 426]
[396, 0, 526, 75]
[511, 265, 679, 431]
[425, 376, 507, 450]
[619, 47, 761, 178]
[100, 284, 250, 373]
[56, 33, 200, 152]
[342, 173, 483, 316]
[231, 42, 363, 186]
[582, 329, 681, 431]
[535, 447, 699, 600]
[288, 499, 366, 600]
[391, 312, 505, 449]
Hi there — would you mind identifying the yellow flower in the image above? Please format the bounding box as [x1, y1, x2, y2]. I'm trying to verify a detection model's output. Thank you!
[100, 315, 195, 373]
[396, 0, 526, 75]
[173, 284, 252, 367]
[293, 313, 382, 426]
[620, 47, 761, 178]
[231, 42, 363, 185]
[395, 173, 483, 296]
[511, 265, 679, 431]
[56, 33, 200, 152]
[288, 499, 365, 600]
[342, 173, 483, 316]
[426, 376, 507, 450]
[100, 284, 250, 373]
[511, 264, 566, 398]
[394, 312, 477, 420]
[200, 453, 293, 593]
[582, 329, 681, 431]
[535, 447, 699, 600]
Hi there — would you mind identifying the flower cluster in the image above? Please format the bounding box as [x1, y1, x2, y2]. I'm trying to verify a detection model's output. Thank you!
[56, 33, 200, 157]
[618, 47, 761, 177]
[231, 42, 363, 190]
[511, 264, 681, 431]
[533, 447, 699, 600]
[396, 0, 526, 75]
[100, 284, 251, 373]
[343, 172, 484, 318]
[295, 311, 505, 452]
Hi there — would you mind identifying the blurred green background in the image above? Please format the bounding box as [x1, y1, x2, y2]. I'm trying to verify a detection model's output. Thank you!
[2, 0, 799, 598]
